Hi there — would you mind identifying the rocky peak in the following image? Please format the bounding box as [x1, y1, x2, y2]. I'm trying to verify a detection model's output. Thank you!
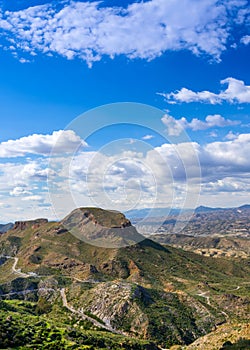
[82, 208, 131, 228]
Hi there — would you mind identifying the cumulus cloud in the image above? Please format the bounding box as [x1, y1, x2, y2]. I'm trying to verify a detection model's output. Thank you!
[0, 130, 87, 158]
[203, 177, 250, 193]
[159, 77, 250, 104]
[0, 158, 55, 221]
[161, 113, 239, 136]
[161, 113, 184, 136]
[154, 133, 250, 181]
[1, 133, 250, 220]
[77, 134, 250, 209]
[181, 114, 239, 130]
[203, 133, 250, 172]
[0, 0, 248, 66]
[0, 159, 54, 199]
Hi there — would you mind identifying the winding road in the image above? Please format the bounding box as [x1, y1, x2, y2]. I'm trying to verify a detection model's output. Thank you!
[197, 291, 211, 305]
[2, 255, 124, 335]
[60, 288, 125, 335]
[11, 257, 30, 278]
[2, 255, 31, 278]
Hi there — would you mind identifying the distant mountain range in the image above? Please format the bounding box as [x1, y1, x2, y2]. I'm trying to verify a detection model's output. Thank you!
[195, 204, 250, 213]
[0, 222, 13, 233]
[125, 204, 250, 219]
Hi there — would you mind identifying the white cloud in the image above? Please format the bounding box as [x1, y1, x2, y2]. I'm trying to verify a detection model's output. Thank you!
[181, 114, 239, 130]
[10, 186, 30, 196]
[0, 132, 250, 221]
[153, 133, 250, 185]
[203, 177, 250, 193]
[142, 135, 154, 140]
[0, 159, 53, 198]
[162, 113, 239, 136]
[0, 0, 248, 66]
[203, 133, 250, 171]
[0, 130, 87, 158]
[160, 77, 250, 104]
[161, 113, 184, 136]
[0, 158, 56, 221]
[241, 35, 250, 45]
[19, 57, 30, 63]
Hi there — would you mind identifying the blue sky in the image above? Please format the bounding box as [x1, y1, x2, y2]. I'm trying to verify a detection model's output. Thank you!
[0, 0, 250, 222]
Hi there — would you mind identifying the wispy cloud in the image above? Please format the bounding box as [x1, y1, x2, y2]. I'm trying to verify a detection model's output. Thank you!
[225, 131, 239, 140]
[0, 130, 87, 158]
[0, 0, 249, 66]
[159, 78, 250, 104]
[142, 135, 154, 140]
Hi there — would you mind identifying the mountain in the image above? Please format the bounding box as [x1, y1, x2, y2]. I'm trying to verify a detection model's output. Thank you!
[238, 204, 250, 210]
[126, 204, 250, 219]
[0, 207, 249, 349]
[194, 205, 224, 213]
[62, 207, 143, 248]
[0, 222, 13, 234]
[125, 207, 182, 219]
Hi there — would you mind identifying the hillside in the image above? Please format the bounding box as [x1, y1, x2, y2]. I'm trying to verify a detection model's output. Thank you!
[0, 207, 249, 349]
[182, 323, 250, 350]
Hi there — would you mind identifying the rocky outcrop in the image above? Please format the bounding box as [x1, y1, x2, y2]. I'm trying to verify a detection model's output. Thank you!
[14, 219, 48, 231]
[75, 281, 149, 336]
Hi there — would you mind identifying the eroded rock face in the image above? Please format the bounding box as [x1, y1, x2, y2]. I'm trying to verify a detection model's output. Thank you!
[14, 219, 48, 231]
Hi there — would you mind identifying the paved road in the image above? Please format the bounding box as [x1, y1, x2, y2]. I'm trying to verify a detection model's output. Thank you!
[5, 256, 31, 278]
[197, 291, 211, 305]
[0, 287, 56, 297]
